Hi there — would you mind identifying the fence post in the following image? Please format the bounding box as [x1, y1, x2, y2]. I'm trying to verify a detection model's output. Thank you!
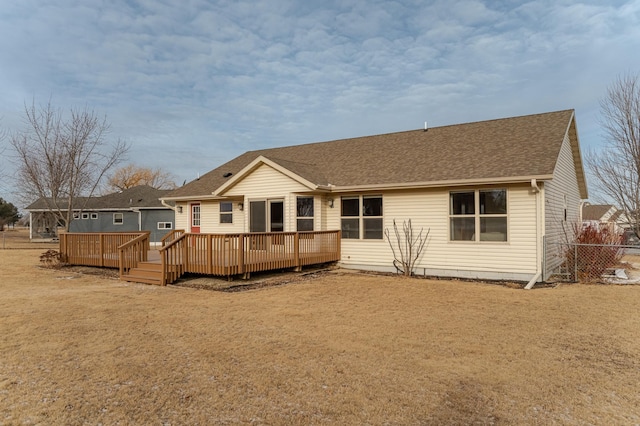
[574, 243, 578, 282]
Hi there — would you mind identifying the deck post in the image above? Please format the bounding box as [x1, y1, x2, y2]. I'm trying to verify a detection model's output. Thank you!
[238, 235, 245, 276]
[183, 234, 189, 272]
[99, 233, 105, 267]
[161, 251, 167, 286]
[118, 248, 124, 279]
[206, 234, 213, 274]
[294, 232, 301, 272]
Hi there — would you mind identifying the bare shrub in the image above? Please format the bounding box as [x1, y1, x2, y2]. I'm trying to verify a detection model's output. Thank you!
[385, 219, 429, 276]
[39, 249, 64, 269]
[565, 224, 624, 281]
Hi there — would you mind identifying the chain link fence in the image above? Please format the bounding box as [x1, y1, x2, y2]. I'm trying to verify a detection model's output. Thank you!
[546, 242, 639, 283]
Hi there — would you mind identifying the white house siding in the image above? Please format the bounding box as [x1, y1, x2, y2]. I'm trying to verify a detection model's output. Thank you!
[543, 132, 582, 279]
[224, 164, 319, 232]
[328, 184, 540, 281]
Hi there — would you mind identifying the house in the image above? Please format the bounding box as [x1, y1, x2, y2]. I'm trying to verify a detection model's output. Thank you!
[581, 203, 623, 233]
[161, 110, 588, 284]
[26, 185, 175, 244]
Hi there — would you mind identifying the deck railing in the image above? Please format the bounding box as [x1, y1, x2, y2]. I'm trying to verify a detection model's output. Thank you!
[59, 231, 150, 268]
[159, 230, 341, 283]
[161, 229, 185, 247]
[118, 232, 151, 277]
[59, 230, 340, 285]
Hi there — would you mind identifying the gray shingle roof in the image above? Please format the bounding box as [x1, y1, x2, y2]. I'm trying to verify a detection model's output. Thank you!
[26, 186, 172, 211]
[165, 109, 586, 199]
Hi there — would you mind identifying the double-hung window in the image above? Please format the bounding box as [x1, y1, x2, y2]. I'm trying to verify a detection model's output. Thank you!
[341, 195, 383, 239]
[296, 197, 314, 231]
[113, 213, 124, 225]
[450, 189, 507, 242]
[220, 202, 233, 224]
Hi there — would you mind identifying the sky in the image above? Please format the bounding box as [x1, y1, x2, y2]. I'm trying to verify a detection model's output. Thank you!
[1, 0, 639, 205]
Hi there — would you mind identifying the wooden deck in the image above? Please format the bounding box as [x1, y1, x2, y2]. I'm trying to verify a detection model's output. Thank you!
[59, 230, 341, 285]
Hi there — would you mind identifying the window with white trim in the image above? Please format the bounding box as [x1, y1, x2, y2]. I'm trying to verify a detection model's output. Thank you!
[296, 196, 314, 231]
[192, 204, 201, 227]
[341, 195, 383, 239]
[90, 213, 98, 220]
[450, 189, 507, 242]
[73, 212, 80, 219]
[220, 202, 233, 224]
[81, 212, 89, 220]
[113, 213, 124, 225]
[158, 222, 173, 230]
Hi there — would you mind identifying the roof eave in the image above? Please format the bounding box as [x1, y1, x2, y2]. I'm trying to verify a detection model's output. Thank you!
[329, 175, 555, 193]
[160, 194, 227, 202]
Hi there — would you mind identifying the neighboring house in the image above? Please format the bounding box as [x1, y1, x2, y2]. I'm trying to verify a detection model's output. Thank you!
[581, 203, 623, 233]
[161, 110, 588, 283]
[26, 185, 175, 244]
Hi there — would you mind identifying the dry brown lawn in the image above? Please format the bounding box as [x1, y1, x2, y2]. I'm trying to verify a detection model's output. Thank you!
[1, 230, 640, 424]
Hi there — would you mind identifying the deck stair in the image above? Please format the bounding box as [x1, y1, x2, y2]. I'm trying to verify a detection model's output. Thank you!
[121, 261, 165, 285]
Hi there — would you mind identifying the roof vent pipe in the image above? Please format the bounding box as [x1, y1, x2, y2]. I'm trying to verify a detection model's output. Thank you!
[424, 121, 428, 131]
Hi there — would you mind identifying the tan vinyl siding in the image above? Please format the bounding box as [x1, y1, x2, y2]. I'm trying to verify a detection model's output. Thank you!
[175, 203, 188, 230]
[195, 201, 244, 233]
[328, 185, 539, 280]
[224, 164, 310, 197]
[224, 164, 317, 232]
[544, 132, 582, 278]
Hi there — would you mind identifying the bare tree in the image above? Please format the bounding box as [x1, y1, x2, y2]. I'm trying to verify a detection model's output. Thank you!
[10, 100, 129, 231]
[588, 73, 640, 238]
[106, 164, 177, 192]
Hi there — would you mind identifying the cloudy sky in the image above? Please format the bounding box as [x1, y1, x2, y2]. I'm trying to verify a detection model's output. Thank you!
[1, 0, 639, 202]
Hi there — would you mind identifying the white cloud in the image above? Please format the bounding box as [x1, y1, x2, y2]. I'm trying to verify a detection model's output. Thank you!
[1, 0, 639, 204]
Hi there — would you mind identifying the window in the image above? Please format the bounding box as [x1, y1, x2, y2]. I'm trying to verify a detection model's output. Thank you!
[192, 204, 201, 227]
[450, 189, 507, 242]
[158, 222, 173, 230]
[341, 197, 360, 239]
[90, 213, 98, 220]
[113, 213, 124, 225]
[363, 196, 383, 239]
[296, 196, 314, 231]
[220, 202, 233, 224]
[341, 195, 383, 239]
[81, 213, 89, 220]
[73, 212, 80, 220]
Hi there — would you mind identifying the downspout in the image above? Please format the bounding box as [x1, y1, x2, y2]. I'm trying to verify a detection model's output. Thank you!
[525, 179, 542, 290]
[133, 209, 141, 231]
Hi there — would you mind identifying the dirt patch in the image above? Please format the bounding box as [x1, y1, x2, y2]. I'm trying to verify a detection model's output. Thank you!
[174, 266, 337, 292]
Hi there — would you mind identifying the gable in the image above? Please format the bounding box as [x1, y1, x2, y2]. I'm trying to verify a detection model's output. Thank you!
[222, 163, 313, 197]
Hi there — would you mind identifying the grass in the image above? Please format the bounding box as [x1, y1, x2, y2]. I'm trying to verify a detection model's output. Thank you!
[1, 230, 640, 424]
